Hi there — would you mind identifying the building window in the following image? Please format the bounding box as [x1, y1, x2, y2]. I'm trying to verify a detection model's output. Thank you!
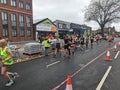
[26, 16, 30, 27]
[19, 15, 24, 36]
[2, 12, 8, 37]
[11, 0, 16, 7]
[27, 27, 31, 36]
[11, 13, 16, 22]
[19, 15, 24, 23]
[20, 27, 24, 36]
[2, 12, 7, 21]
[58, 23, 63, 29]
[19, 1, 23, 9]
[11, 14, 17, 37]
[63, 24, 67, 29]
[12, 26, 17, 37]
[26, 16, 31, 36]
[26, 3, 30, 10]
[1, 0, 7, 4]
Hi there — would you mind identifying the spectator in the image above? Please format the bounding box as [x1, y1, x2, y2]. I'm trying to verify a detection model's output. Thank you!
[43, 37, 51, 56]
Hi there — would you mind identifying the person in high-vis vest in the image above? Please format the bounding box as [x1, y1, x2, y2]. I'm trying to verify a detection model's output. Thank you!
[0, 39, 18, 87]
[43, 37, 51, 56]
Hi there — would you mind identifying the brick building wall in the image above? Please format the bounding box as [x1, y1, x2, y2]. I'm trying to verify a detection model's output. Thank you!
[0, 0, 33, 42]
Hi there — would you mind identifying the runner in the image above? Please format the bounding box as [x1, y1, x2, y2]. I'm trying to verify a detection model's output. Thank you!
[85, 36, 89, 49]
[0, 39, 18, 87]
[90, 36, 94, 48]
[54, 36, 61, 57]
[108, 36, 113, 45]
[80, 35, 85, 50]
[95, 34, 100, 45]
[71, 36, 76, 55]
[63, 35, 71, 57]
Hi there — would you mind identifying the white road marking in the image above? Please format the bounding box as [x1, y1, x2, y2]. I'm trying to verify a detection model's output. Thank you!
[96, 66, 112, 90]
[52, 50, 107, 90]
[114, 51, 120, 59]
[52, 46, 115, 90]
[46, 61, 60, 68]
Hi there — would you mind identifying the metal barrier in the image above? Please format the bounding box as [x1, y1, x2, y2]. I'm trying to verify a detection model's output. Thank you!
[9, 45, 21, 62]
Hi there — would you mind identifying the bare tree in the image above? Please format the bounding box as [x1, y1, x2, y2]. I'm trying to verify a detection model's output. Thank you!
[85, 0, 120, 36]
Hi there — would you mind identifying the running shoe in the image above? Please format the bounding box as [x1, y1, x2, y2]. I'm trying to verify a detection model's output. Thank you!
[11, 72, 19, 80]
[5, 80, 14, 87]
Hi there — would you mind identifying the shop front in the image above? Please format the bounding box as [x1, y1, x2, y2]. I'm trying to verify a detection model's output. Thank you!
[54, 20, 70, 38]
[33, 18, 57, 40]
[70, 23, 92, 37]
[70, 23, 81, 37]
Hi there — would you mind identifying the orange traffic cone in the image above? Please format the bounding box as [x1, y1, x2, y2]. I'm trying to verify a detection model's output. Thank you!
[106, 49, 111, 61]
[118, 42, 120, 47]
[113, 44, 117, 52]
[65, 75, 73, 90]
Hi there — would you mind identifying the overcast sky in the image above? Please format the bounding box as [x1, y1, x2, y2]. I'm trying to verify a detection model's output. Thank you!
[33, 0, 120, 31]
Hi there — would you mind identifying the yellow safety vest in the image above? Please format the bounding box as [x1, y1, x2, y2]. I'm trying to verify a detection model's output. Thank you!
[0, 47, 13, 65]
[44, 40, 50, 47]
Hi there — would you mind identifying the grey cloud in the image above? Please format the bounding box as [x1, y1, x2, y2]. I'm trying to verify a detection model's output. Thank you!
[33, 0, 120, 31]
[33, 0, 89, 21]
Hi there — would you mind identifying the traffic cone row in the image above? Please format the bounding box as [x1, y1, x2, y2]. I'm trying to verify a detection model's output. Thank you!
[65, 44, 119, 90]
[106, 43, 119, 61]
[65, 43, 119, 90]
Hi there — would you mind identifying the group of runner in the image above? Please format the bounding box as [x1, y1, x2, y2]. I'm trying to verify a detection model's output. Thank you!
[40, 34, 96, 58]
[41, 34, 114, 58]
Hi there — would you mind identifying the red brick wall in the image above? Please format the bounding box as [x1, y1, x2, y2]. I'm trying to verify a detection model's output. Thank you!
[0, 0, 33, 42]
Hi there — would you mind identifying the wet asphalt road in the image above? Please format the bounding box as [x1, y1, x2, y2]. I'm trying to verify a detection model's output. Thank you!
[0, 38, 120, 90]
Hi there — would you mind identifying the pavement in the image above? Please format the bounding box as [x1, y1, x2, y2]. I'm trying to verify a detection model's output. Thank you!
[9, 41, 52, 64]
[9, 41, 45, 63]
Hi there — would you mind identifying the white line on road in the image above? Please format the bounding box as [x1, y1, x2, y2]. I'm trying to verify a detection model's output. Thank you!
[46, 61, 60, 68]
[52, 46, 115, 90]
[114, 51, 120, 59]
[96, 66, 112, 90]
[52, 50, 107, 90]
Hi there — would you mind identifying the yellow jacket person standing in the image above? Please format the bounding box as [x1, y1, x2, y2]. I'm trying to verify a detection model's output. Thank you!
[43, 37, 51, 56]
